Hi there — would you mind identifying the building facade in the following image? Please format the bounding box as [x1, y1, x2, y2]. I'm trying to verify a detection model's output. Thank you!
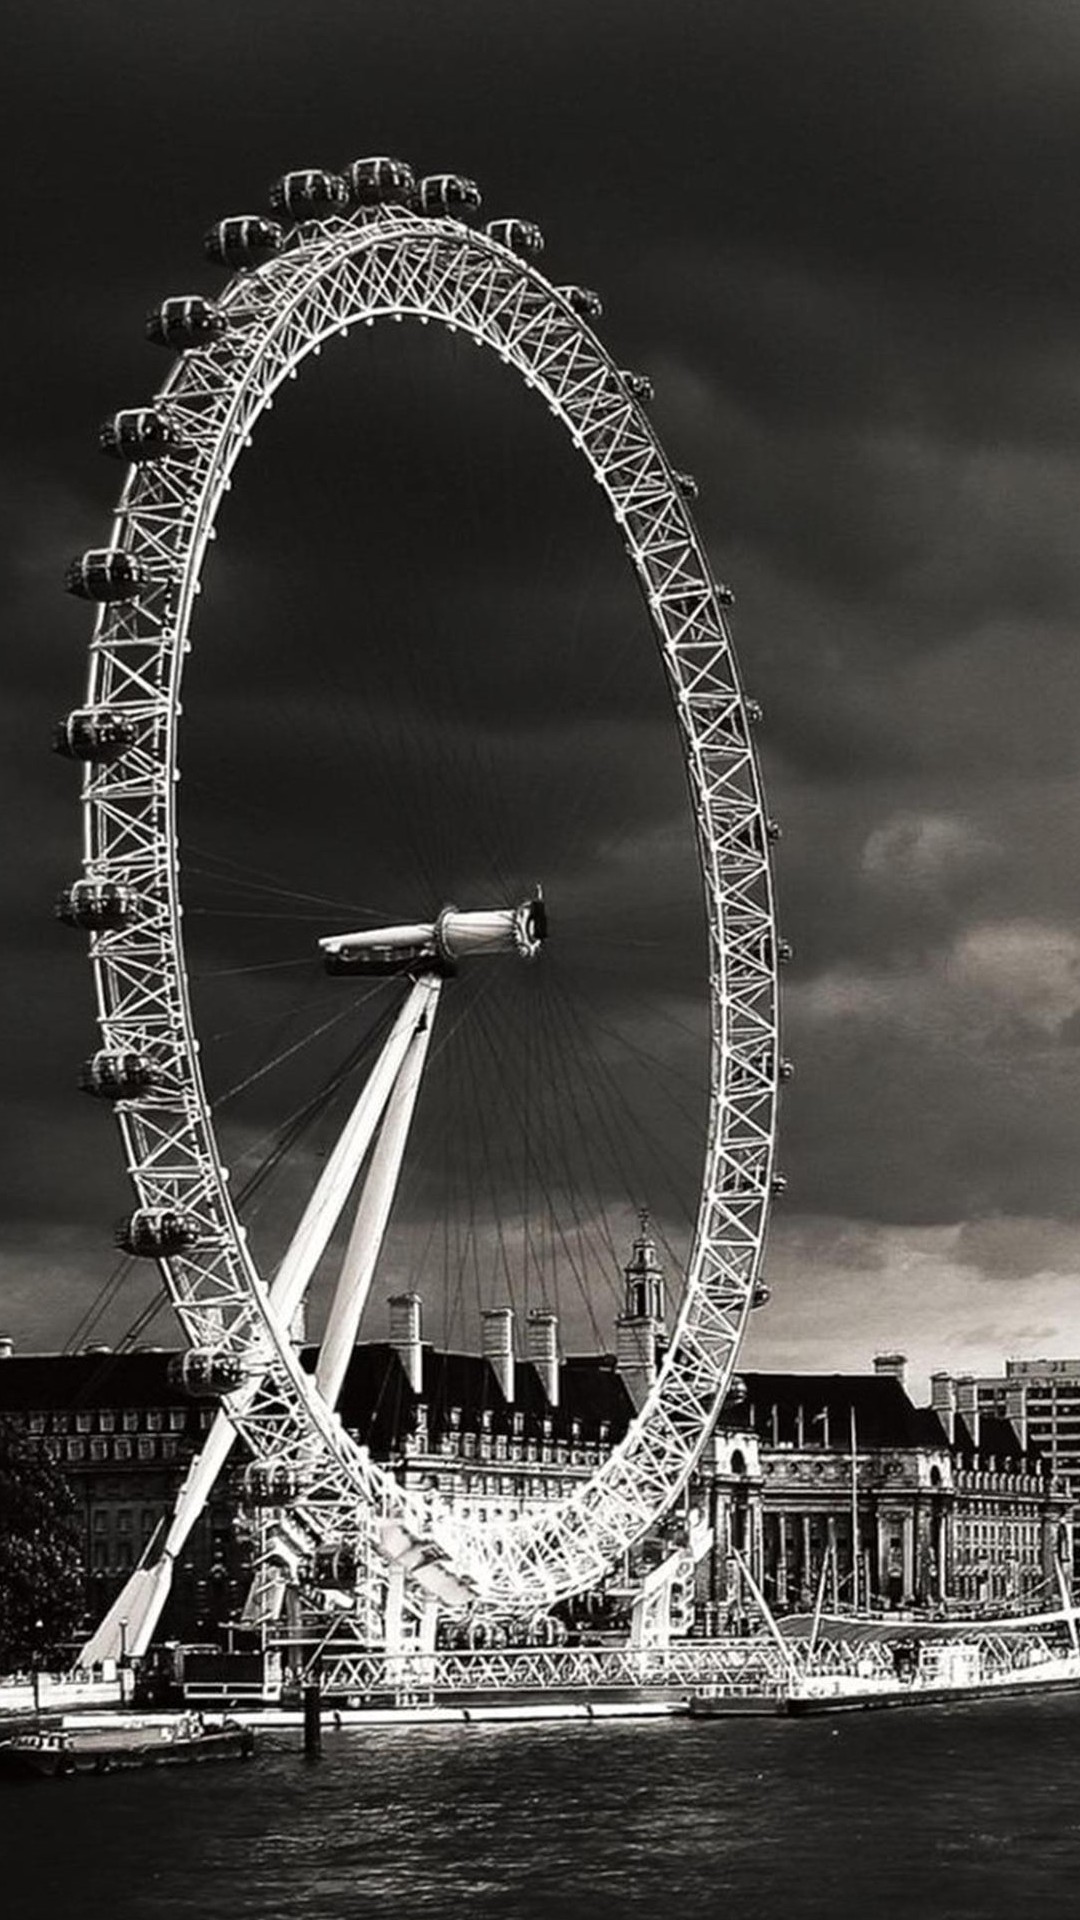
[974, 1359, 1080, 1579]
[700, 1356, 1069, 1621]
[0, 1231, 1070, 1650]
[0, 1347, 248, 1647]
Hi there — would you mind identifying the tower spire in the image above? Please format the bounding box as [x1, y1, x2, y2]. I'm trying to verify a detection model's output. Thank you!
[623, 1208, 666, 1329]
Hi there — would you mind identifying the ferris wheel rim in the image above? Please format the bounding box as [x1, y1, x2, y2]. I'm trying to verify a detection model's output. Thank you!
[64, 184, 781, 1616]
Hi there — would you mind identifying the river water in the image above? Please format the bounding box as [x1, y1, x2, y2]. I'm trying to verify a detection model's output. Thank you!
[4, 1699, 1079, 1919]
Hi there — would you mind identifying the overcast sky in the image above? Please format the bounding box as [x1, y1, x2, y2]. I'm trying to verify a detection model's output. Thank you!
[4, 0, 1080, 1395]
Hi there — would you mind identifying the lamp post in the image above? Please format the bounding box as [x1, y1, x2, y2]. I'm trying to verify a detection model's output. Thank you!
[31, 1618, 44, 1716]
[118, 1617, 129, 1701]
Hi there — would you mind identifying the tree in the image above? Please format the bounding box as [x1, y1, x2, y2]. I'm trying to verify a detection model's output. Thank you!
[0, 1420, 84, 1672]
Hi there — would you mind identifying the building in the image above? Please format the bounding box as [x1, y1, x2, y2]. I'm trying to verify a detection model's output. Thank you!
[0, 1232, 1069, 1650]
[974, 1359, 1080, 1578]
[700, 1356, 1069, 1621]
[0, 1346, 248, 1647]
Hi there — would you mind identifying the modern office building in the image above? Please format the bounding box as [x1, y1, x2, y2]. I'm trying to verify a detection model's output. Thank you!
[973, 1358, 1080, 1577]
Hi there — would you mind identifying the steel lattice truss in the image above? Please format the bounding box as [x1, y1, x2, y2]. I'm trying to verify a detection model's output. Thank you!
[68, 193, 780, 1623]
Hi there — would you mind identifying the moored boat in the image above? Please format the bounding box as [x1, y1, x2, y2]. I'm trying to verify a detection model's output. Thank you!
[0, 1714, 255, 1779]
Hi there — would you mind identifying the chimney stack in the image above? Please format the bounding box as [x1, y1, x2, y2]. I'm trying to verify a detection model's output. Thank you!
[955, 1375, 980, 1451]
[527, 1309, 559, 1407]
[482, 1307, 515, 1404]
[1006, 1380, 1028, 1453]
[874, 1352, 907, 1388]
[388, 1292, 423, 1394]
[930, 1370, 956, 1445]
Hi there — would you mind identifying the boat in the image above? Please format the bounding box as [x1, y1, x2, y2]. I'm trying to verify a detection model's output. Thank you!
[689, 1546, 1080, 1718]
[0, 1713, 255, 1779]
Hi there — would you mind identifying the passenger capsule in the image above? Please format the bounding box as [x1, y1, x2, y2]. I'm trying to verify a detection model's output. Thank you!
[621, 370, 654, 404]
[64, 549, 143, 604]
[770, 1173, 788, 1196]
[744, 697, 763, 724]
[146, 297, 227, 351]
[765, 819, 782, 842]
[750, 1282, 771, 1310]
[559, 285, 603, 319]
[203, 215, 285, 269]
[115, 1207, 199, 1258]
[673, 471, 699, 500]
[346, 156, 416, 206]
[778, 1058, 795, 1082]
[416, 173, 482, 216]
[306, 1544, 358, 1590]
[56, 880, 132, 931]
[268, 169, 349, 221]
[243, 1463, 301, 1507]
[485, 218, 544, 257]
[726, 1373, 749, 1404]
[168, 1349, 245, 1396]
[776, 938, 794, 965]
[52, 710, 136, 764]
[79, 1050, 157, 1101]
[716, 582, 736, 607]
[99, 409, 181, 463]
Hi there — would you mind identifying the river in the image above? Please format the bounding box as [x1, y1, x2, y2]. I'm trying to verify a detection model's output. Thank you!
[4, 1699, 1080, 1919]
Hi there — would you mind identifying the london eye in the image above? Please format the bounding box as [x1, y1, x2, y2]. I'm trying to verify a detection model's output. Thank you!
[56, 157, 784, 1654]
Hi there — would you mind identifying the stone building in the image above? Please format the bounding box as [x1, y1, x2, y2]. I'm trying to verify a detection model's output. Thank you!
[0, 1228, 1070, 1648]
[700, 1356, 1070, 1620]
[0, 1346, 246, 1647]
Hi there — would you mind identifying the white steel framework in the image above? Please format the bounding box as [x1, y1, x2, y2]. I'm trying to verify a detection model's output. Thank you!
[62, 165, 781, 1633]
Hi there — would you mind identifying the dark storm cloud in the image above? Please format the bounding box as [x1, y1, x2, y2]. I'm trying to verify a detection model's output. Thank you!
[5, 0, 1080, 1376]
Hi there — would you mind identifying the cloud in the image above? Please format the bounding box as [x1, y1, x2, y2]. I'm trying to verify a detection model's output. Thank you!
[6, 0, 1080, 1384]
[861, 812, 996, 893]
[753, 1210, 1080, 1397]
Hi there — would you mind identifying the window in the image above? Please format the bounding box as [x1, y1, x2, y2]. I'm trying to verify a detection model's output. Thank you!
[75, 1412, 92, 1433]
[123, 1410, 139, 1432]
[28, 1413, 45, 1435]
[168, 1409, 186, 1432]
[90, 1438, 107, 1461]
[146, 1409, 163, 1433]
[161, 1436, 177, 1461]
[138, 1436, 156, 1460]
[114, 1437, 132, 1461]
[67, 1438, 85, 1461]
[92, 1510, 108, 1534]
[116, 1509, 133, 1533]
[99, 1410, 115, 1433]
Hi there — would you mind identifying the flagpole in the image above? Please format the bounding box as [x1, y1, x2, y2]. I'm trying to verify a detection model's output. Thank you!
[850, 1402, 860, 1613]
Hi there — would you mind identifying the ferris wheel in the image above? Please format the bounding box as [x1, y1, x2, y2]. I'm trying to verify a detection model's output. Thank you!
[57, 157, 784, 1656]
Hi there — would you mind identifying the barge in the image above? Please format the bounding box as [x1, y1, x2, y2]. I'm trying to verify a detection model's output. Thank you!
[0, 1714, 255, 1779]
